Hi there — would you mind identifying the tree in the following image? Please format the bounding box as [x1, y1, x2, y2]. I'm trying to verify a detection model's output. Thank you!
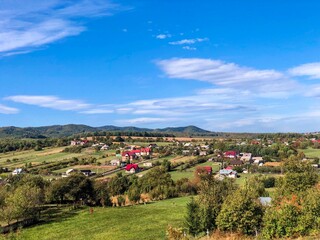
[185, 197, 201, 236]
[197, 176, 236, 231]
[2, 185, 43, 224]
[216, 186, 264, 235]
[127, 184, 141, 204]
[94, 181, 112, 207]
[107, 172, 130, 196]
[262, 195, 301, 239]
[139, 166, 174, 200]
[161, 159, 172, 172]
[276, 157, 318, 197]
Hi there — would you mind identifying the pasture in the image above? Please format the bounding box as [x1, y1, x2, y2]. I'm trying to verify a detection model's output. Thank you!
[11, 197, 189, 240]
[299, 148, 320, 158]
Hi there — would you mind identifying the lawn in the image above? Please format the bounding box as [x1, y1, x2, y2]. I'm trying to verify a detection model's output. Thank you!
[170, 162, 220, 181]
[235, 173, 283, 186]
[299, 148, 320, 158]
[12, 197, 189, 240]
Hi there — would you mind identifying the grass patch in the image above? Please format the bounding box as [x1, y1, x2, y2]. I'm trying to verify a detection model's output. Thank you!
[12, 197, 189, 240]
[299, 148, 320, 158]
[170, 162, 220, 181]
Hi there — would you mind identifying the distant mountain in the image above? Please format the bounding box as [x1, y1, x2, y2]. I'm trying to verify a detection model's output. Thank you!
[0, 124, 214, 138]
[155, 126, 211, 134]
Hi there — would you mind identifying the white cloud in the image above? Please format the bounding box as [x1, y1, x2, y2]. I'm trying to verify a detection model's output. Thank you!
[0, 104, 19, 114]
[169, 38, 208, 45]
[288, 62, 320, 79]
[80, 108, 113, 114]
[304, 84, 320, 97]
[156, 58, 298, 97]
[117, 117, 178, 125]
[0, 0, 120, 56]
[6, 95, 90, 111]
[182, 46, 196, 51]
[156, 34, 171, 39]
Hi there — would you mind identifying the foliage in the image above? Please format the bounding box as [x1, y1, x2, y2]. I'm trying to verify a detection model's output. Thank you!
[216, 186, 264, 235]
[185, 197, 201, 236]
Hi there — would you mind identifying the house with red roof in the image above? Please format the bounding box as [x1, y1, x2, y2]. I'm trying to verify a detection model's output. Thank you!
[121, 147, 152, 162]
[125, 164, 140, 174]
[121, 151, 137, 162]
[196, 166, 213, 175]
[223, 151, 238, 159]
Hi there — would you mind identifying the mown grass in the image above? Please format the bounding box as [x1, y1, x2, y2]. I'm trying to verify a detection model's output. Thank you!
[170, 162, 220, 181]
[299, 147, 320, 158]
[8, 197, 189, 240]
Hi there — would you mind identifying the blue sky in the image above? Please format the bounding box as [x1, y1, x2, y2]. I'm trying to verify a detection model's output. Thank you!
[1, 0, 320, 132]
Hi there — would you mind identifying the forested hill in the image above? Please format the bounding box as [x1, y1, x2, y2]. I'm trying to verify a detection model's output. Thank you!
[0, 124, 216, 138]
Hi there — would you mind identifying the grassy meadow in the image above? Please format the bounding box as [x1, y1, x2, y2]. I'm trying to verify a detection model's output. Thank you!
[9, 197, 189, 240]
[299, 147, 320, 158]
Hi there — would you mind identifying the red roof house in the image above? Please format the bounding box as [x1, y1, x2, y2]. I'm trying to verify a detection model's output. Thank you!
[223, 151, 238, 159]
[196, 166, 213, 175]
[125, 164, 140, 173]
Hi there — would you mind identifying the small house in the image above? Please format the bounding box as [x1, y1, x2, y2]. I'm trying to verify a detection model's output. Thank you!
[240, 153, 252, 162]
[80, 169, 94, 176]
[100, 145, 109, 150]
[110, 159, 121, 166]
[229, 160, 244, 166]
[196, 166, 213, 175]
[219, 169, 237, 178]
[223, 151, 238, 159]
[143, 162, 153, 167]
[199, 151, 207, 156]
[65, 168, 76, 176]
[125, 164, 140, 174]
[12, 168, 23, 175]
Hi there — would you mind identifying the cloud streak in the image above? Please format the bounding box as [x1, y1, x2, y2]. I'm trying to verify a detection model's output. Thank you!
[6, 95, 90, 111]
[0, 0, 120, 56]
[0, 104, 19, 114]
[169, 38, 208, 45]
[289, 62, 320, 79]
[156, 58, 298, 98]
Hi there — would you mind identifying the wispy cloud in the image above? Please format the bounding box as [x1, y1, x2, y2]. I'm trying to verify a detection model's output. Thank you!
[6, 95, 90, 111]
[156, 58, 298, 97]
[156, 34, 171, 39]
[182, 46, 196, 51]
[0, 0, 121, 56]
[288, 62, 320, 79]
[117, 117, 179, 125]
[80, 108, 114, 114]
[169, 38, 208, 45]
[0, 104, 19, 114]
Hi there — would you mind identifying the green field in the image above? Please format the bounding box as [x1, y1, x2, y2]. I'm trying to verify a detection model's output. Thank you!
[170, 162, 220, 181]
[299, 148, 320, 158]
[0, 147, 119, 174]
[12, 197, 189, 240]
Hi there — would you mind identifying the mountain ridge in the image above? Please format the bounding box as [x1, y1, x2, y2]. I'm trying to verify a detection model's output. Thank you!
[0, 124, 213, 138]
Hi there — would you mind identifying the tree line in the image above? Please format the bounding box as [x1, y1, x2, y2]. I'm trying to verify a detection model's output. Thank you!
[179, 156, 320, 239]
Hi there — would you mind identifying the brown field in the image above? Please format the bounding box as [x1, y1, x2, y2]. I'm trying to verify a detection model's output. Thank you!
[72, 165, 117, 170]
[36, 147, 64, 156]
[170, 155, 196, 163]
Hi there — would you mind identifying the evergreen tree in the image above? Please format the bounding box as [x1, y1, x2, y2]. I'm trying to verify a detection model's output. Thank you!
[185, 197, 201, 236]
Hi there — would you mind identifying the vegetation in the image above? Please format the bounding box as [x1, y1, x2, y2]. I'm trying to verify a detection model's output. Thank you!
[1, 197, 189, 240]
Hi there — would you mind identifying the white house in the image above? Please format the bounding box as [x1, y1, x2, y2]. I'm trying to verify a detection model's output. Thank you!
[143, 162, 153, 167]
[110, 159, 121, 166]
[12, 168, 23, 175]
[240, 153, 252, 162]
[100, 145, 109, 150]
